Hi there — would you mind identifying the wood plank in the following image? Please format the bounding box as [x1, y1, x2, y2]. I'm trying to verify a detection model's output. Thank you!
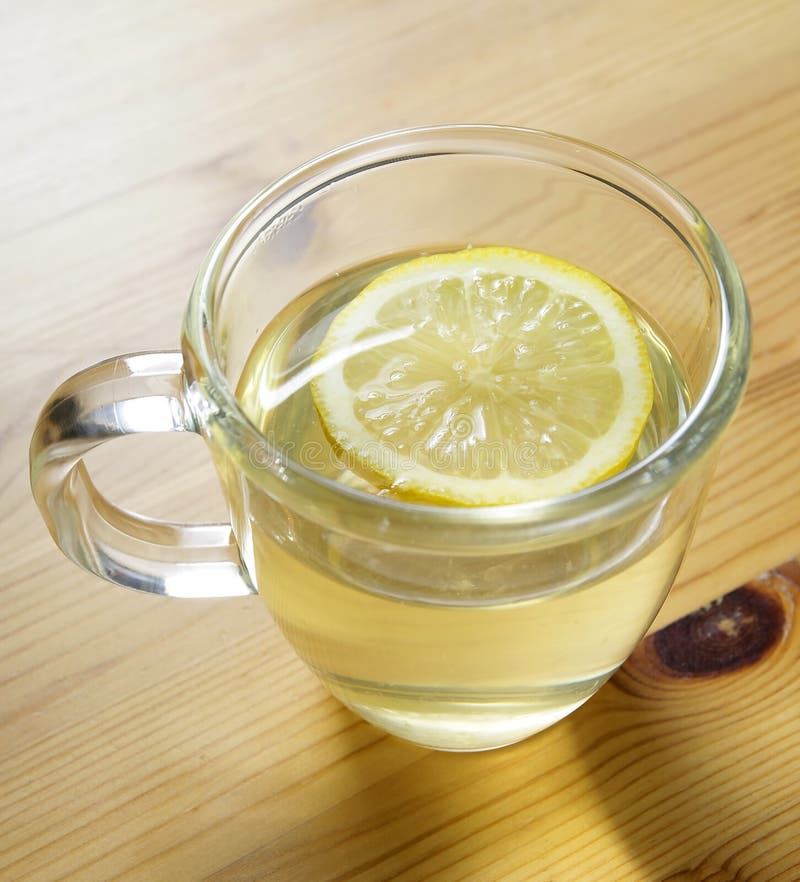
[2, 0, 799, 878]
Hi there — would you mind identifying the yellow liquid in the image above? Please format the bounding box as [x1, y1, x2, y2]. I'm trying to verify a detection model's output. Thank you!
[235, 253, 693, 750]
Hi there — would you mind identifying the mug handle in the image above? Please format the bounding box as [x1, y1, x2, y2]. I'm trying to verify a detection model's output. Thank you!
[29, 351, 256, 598]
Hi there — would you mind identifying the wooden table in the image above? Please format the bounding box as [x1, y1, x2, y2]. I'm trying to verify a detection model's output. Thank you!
[3, 1, 799, 879]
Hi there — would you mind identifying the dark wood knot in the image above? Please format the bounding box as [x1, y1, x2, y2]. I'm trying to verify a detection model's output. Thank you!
[652, 586, 786, 677]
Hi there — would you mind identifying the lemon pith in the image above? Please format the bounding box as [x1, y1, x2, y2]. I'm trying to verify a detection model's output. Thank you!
[311, 247, 654, 505]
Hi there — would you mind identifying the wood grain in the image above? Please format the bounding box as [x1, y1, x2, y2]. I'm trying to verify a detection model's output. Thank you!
[2, 0, 799, 879]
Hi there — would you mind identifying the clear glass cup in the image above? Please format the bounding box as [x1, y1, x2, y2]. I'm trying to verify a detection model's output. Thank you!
[30, 126, 750, 751]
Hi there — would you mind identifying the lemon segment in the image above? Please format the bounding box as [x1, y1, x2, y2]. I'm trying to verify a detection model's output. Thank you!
[311, 247, 654, 505]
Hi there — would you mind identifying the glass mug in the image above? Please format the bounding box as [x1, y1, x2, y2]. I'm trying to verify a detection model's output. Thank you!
[30, 126, 750, 751]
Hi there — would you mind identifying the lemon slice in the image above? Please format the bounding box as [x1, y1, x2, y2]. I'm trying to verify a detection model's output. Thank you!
[311, 247, 653, 505]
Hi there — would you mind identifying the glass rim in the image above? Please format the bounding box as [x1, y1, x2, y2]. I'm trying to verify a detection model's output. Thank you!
[184, 124, 751, 530]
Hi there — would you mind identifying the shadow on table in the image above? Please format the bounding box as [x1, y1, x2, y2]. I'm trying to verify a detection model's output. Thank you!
[206, 688, 730, 882]
[559, 673, 713, 881]
[317, 646, 764, 881]
[284, 686, 730, 881]
[208, 574, 798, 882]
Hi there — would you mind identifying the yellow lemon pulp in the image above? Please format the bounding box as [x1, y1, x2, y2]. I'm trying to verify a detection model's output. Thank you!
[311, 247, 654, 505]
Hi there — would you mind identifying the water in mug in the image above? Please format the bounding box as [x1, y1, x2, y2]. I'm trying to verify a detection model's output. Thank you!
[235, 251, 692, 750]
